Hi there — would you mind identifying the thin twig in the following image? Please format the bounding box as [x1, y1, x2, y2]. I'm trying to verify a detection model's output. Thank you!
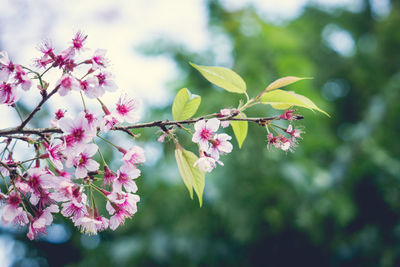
[18, 85, 60, 130]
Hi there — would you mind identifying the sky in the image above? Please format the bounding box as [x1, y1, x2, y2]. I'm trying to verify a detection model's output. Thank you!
[0, 0, 392, 264]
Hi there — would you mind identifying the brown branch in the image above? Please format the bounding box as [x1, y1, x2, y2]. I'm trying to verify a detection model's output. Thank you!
[0, 115, 303, 137]
[18, 85, 60, 130]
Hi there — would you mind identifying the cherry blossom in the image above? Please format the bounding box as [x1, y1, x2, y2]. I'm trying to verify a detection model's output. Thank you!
[56, 74, 80, 96]
[192, 118, 220, 150]
[91, 49, 109, 70]
[27, 204, 59, 240]
[113, 164, 140, 193]
[59, 113, 96, 149]
[43, 139, 65, 170]
[95, 72, 117, 94]
[65, 143, 100, 179]
[208, 133, 233, 160]
[113, 94, 140, 123]
[120, 146, 146, 167]
[194, 156, 219, 173]
[0, 82, 20, 105]
[0, 51, 14, 81]
[1, 191, 22, 225]
[71, 31, 87, 52]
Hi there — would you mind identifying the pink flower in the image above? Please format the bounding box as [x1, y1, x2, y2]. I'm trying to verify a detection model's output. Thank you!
[100, 114, 119, 132]
[65, 143, 100, 179]
[84, 110, 100, 130]
[75, 214, 102, 235]
[279, 136, 292, 151]
[14, 65, 31, 91]
[43, 139, 65, 170]
[113, 164, 140, 193]
[267, 133, 281, 150]
[79, 77, 100, 98]
[1, 191, 22, 225]
[157, 132, 167, 143]
[50, 109, 66, 127]
[0, 157, 14, 177]
[192, 118, 220, 151]
[61, 193, 88, 222]
[59, 113, 96, 148]
[286, 125, 302, 139]
[106, 191, 140, 230]
[121, 146, 146, 167]
[0, 51, 14, 81]
[53, 47, 75, 69]
[0, 82, 20, 105]
[95, 72, 117, 94]
[267, 133, 293, 151]
[208, 133, 233, 160]
[12, 207, 29, 226]
[56, 74, 80, 96]
[103, 166, 116, 186]
[25, 167, 52, 205]
[113, 94, 139, 123]
[71, 31, 87, 52]
[280, 110, 295, 120]
[37, 40, 55, 58]
[27, 204, 59, 240]
[91, 49, 109, 70]
[48, 179, 76, 202]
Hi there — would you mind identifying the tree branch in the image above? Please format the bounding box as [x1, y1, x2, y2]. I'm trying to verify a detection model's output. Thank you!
[18, 85, 60, 130]
[0, 114, 304, 137]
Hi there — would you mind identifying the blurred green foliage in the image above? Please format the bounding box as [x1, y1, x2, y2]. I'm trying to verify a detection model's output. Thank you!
[8, 0, 400, 266]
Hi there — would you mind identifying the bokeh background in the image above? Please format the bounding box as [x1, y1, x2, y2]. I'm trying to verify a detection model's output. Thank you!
[1, 0, 399, 266]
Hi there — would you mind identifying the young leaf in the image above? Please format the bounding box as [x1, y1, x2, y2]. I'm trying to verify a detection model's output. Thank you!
[231, 112, 248, 148]
[172, 88, 201, 121]
[260, 89, 329, 116]
[290, 93, 330, 117]
[190, 62, 246, 94]
[265, 76, 312, 91]
[175, 147, 206, 206]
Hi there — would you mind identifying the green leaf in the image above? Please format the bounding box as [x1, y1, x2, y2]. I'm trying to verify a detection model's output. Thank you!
[265, 76, 312, 91]
[175, 147, 206, 206]
[190, 62, 246, 94]
[231, 112, 248, 148]
[260, 89, 329, 116]
[172, 88, 201, 121]
[290, 93, 330, 117]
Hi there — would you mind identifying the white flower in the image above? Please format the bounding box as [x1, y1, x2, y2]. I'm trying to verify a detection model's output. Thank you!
[209, 133, 233, 160]
[192, 118, 220, 150]
[194, 156, 217, 173]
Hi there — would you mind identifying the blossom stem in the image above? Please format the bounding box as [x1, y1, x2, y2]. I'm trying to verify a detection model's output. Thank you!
[96, 134, 119, 150]
[93, 140, 107, 167]
[40, 65, 53, 78]
[13, 104, 24, 122]
[79, 91, 87, 111]
[0, 171, 10, 192]
[90, 183, 112, 202]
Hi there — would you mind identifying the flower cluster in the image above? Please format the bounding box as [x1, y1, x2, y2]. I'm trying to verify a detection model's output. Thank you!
[0, 32, 144, 239]
[0, 51, 32, 105]
[192, 118, 233, 172]
[266, 110, 303, 152]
